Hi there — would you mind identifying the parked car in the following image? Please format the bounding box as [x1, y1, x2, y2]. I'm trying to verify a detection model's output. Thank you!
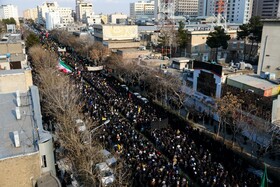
[100, 149, 117, 167]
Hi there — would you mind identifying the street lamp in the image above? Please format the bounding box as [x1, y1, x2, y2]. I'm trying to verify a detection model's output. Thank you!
[89, 120, 110, 145]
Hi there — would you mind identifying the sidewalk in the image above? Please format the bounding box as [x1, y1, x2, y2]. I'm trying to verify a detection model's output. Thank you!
[184, 114, 280, 180]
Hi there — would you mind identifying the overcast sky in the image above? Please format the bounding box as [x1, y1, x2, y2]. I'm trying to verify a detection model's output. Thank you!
[0, 0, 133, 16]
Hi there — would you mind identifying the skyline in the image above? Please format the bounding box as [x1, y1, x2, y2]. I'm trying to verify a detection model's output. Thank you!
[0, 0, 135, 16]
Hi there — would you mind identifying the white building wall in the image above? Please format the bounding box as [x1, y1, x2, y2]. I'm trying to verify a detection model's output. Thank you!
[130, 1, 155, 19]
[198, 0, 252, 24]
[109, 13, 128, 24]
[257, 20, 280, 78]
[77, 2, 93, 23]
[45, 11, 60, 30]
[0, 5, 19, 24]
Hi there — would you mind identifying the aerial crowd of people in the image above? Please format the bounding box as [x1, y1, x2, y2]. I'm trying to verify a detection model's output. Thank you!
[36, 30, 267, 187]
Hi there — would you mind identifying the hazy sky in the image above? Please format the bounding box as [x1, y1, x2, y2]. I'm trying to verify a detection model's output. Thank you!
[0, 0, 134, 16]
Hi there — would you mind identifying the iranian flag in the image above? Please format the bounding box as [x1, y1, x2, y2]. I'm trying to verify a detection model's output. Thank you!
[58, 59, 72, 73]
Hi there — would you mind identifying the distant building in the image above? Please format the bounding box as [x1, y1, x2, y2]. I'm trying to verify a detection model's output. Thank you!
[252, 0, 280, 19]
[108, 13, 128, 24]
[23, 8, 38, 21]
[175, 0, 199, 17]
[93, 24, 140, 49]
[257, 19, 280, 78]
[0, 34, 28, 70]
[0, 4, 19, 25]
[37, 2, 59, 24]
[198, 0, 252, 24]
[76, 0, 94, 23]
[0, 86, 59, 187]
[186, 29, 243, 62]
[46, 11, 61, 30]
[130, 1, 155, 20]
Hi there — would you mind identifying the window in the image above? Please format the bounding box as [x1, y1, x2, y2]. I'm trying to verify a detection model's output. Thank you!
[42, 155, 47, 168]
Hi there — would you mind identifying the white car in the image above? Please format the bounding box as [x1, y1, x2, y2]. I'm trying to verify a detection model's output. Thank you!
[133, 92, 142, 99]
[96, 162, 115, 186]
[100, 149, 117, 166]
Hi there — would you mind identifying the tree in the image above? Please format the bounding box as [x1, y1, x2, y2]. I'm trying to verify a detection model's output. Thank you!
[2, 18, 16, 25]
[237, 24, 250, 61]
[216, 92, 244, 141]
[89, 42, 109, 65]
[237, 16, 263, 62]
[25, 32, 40, 48]
[177, 21, 188, 56]
[206, 26, 231, 63]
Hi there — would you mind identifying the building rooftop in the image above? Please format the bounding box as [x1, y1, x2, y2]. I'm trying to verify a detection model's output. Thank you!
[0, 69, 25, 75]
[0, 86, 47, 159]
[228, 75, 278, 90]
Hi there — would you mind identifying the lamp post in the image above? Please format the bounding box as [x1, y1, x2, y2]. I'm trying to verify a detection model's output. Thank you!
[89, 119, 110, 146]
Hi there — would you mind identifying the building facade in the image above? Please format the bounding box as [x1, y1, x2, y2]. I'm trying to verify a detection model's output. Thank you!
[252, 0, 280, 19]
[130, 1, 155, 20]
[108, 13, 128, 24]
[0, 4, 19, 24]
[46, 11, 61, 30]
[76, 1, 93, 23]
[257, 19, 280, 78]
[186, 29, 242, 62]
[23, 8, 38, 21]
[37, 2, 59, 24]
[174, 0, 199, 17]
[198, 0, 253, 24]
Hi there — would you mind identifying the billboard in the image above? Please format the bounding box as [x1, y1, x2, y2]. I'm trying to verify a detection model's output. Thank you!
[193, 60, 223, 77]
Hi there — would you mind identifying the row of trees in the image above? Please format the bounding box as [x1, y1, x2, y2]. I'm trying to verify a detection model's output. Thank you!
[29, 45, 102, 185]
[26, 27, 132, 185]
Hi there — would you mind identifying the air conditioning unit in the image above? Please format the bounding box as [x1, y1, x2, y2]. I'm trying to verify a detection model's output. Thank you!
[15, 107, 21, 120]
[13, 131, 20, 147]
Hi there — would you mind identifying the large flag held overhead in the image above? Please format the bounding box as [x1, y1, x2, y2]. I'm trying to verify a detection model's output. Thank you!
[260, 165, 268, 187]
[58, 59, 72, 73]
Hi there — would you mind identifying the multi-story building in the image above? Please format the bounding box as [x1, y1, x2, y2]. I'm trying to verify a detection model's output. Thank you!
[108, 13, 128, 24]
[45, 11, 61, 30]
[252, 0, 280, 19]
[198, 0, 253, 24]
[174, 0, 199, 17]
[0, 34, 28, 70]
[37, 2, 73, 28]
[93, 24, 139, 49]
[58, 7, 74, 25]
[185, 28, 243, 62]
[130, 1, 155, 20]
[76, 0, 94, 23]
[257, 19, 280, 78]
[0, 84, 59, 187]
[0, 4, 19, 25]
[23, 8, 38, 21]
[37, 2, 59, 24]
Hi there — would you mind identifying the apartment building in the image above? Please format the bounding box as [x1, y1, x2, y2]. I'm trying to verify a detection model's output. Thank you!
[198, 0, 253, 24]
[23, 8, 38, 21]
[174, 0, 199, 17]
[76, 0, 94, 23]
[130, 1, 155, 19]
[0, 4, 19, 25]
[252, 0, 280, 19]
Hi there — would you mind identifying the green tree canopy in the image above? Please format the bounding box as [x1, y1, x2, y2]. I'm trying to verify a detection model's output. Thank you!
[2, 18, 17, 25]
[237, 16, 263, 61]
[206, 26, 231, 62]
[177, 21, 187, 49]
[25, 32, 40, 48]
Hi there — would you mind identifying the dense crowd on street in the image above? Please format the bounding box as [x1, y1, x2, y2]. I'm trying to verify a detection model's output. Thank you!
[34, 30, 268, 187]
